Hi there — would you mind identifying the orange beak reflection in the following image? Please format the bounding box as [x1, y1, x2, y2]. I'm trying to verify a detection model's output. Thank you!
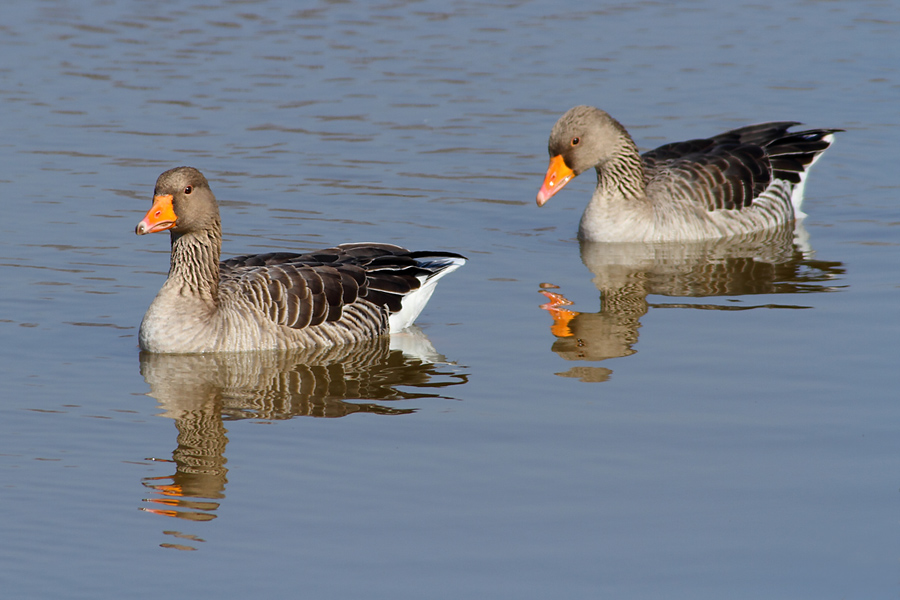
[536, 155, 575, 206]
[136, 194, 177, 235]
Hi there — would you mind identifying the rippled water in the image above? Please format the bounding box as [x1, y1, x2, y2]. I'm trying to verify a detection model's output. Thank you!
[2, 1, 899, 598]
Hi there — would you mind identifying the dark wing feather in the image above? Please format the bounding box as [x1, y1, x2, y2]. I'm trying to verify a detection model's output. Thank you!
[763, 128, 843, 184]
[220, 243, 465, 331]
[707, 122, 802, 146]
[642, 123, 800, 166]
[646, 143, 772, 211]
[642, 122, 839, 213]
[641, 137, 717, 165]
[221, 258, 359, 330]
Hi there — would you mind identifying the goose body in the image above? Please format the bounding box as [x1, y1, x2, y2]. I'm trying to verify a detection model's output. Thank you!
[136, 167, 466, 353]
[537, 106, 841, 242]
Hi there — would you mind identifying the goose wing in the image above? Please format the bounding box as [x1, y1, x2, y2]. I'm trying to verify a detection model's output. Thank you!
[220, 243, 464, 330]
[642, 122, 840, 212]
[643, 142, 772, 211]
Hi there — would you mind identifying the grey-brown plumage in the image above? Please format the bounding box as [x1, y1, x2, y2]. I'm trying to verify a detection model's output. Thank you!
[536, 106, 841, 242]
[136, 167, 466, 353]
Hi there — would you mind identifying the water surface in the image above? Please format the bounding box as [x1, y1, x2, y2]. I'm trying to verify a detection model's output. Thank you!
[1, 1, 899, 598]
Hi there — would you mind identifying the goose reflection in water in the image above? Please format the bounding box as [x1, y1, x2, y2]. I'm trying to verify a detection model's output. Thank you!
[137, 329, 467, 539]
[539, 224, 844, 382]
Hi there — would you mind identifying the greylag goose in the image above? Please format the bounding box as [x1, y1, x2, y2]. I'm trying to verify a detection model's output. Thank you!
[536, 106, 841, 242]
[136, 167, 466, 353]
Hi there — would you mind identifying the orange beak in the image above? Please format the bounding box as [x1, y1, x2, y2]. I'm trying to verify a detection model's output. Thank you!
[536, 155, 575, 206]
[136, 194, 177, 235]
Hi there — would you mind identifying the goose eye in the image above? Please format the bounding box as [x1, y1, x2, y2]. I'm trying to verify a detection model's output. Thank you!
[184, 185, 193, 194]
[571, 137, 581, 146]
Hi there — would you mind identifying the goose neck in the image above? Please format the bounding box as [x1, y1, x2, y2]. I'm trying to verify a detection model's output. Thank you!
[168, 223, 222, 302]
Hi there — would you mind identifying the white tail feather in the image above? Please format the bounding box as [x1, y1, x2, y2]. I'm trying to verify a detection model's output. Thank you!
[790, 131, 836, 216]
[388, 256, 466, 332]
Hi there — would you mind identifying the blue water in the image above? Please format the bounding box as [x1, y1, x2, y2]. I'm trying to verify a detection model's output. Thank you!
[1, 1, 899, 598]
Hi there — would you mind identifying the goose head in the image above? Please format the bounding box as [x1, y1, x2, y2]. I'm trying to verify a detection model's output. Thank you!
[136, 166, 219, 236]
[536, 105, 630, 206]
